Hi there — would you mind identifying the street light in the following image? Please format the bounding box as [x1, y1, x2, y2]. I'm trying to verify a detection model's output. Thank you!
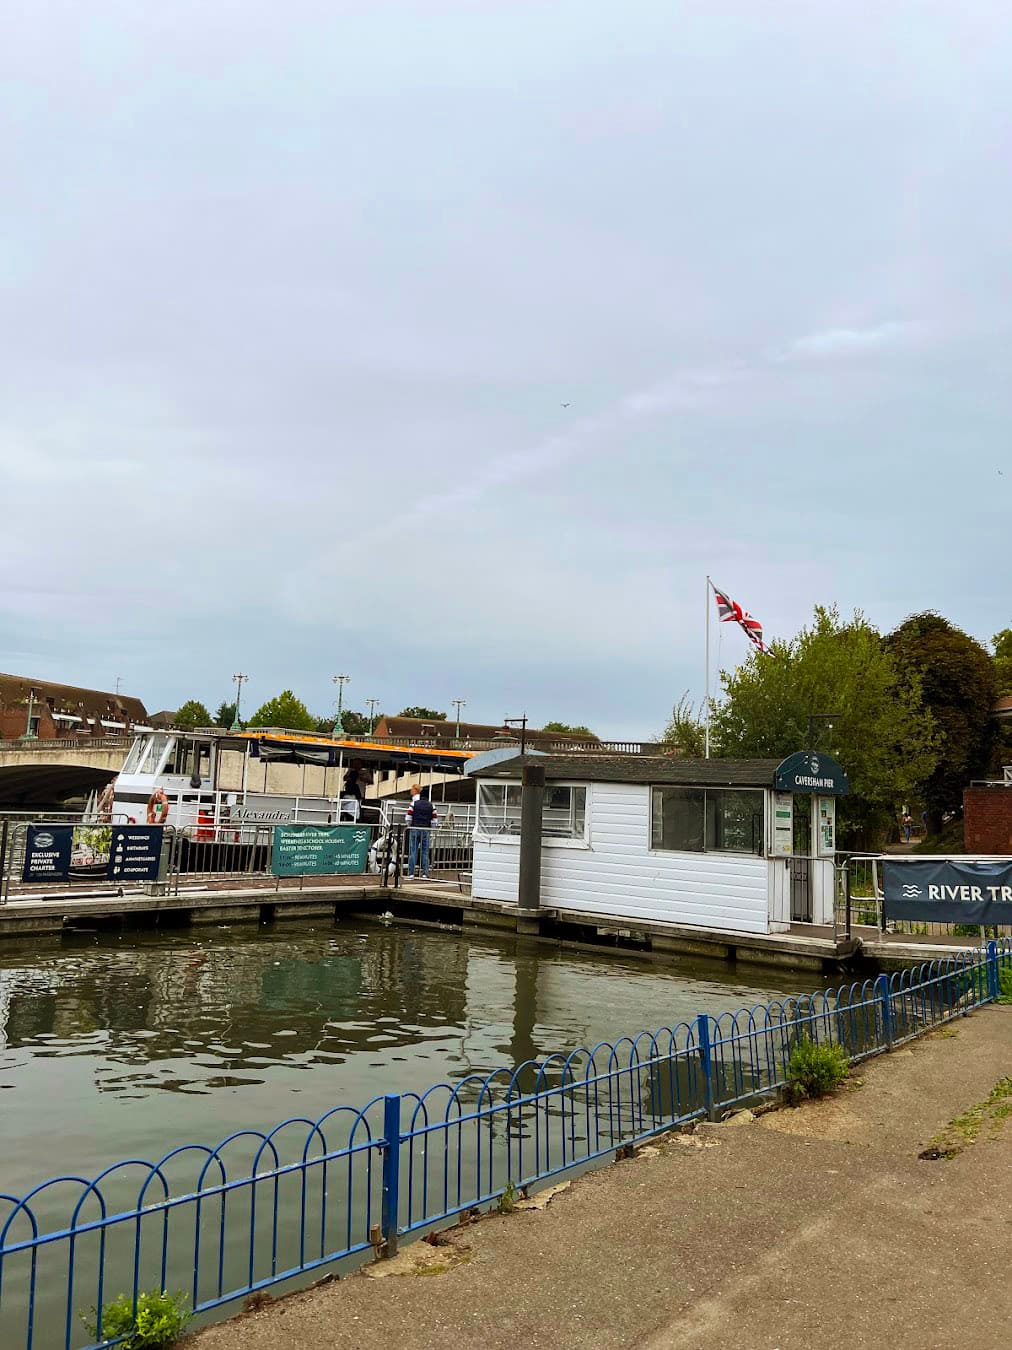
[19, 689, 39, 742]
[366, 698, 380, 734]
[231, 674, 248, 731]
[332, 674, 350, 728]
[452, 698, 466, 741]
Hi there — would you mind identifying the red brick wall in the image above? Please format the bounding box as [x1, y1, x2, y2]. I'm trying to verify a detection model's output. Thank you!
[0, 705, 59, 741]
[963, 787, 1012, 854]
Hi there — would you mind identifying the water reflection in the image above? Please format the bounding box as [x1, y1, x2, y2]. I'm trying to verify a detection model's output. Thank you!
[0, 919, 828, 1193]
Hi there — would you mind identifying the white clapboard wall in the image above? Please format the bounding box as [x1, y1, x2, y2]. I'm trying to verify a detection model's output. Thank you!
[471, 781, 770, 934]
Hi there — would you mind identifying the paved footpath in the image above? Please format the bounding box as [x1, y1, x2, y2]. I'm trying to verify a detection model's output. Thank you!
[195, 1007, 1012, 1350]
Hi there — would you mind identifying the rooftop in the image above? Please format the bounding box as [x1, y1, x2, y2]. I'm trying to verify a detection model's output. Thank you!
[473, 753, 783, 788]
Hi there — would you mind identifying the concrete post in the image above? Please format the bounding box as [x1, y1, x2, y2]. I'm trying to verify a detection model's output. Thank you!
[517, 764, 545, 926]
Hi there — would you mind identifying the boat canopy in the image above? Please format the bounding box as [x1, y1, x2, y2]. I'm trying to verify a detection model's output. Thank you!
[221, 729, 472, 775]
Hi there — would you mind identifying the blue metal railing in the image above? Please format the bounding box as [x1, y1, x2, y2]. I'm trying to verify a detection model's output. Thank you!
[2, 940, 1008, 1349]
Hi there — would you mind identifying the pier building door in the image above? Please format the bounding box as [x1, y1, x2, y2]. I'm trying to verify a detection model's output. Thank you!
[790, 801, 812, 922]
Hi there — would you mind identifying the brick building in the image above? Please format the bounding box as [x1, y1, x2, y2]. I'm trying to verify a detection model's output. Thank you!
[963, 778, 1012, 854]
[0, 673, 148, 743]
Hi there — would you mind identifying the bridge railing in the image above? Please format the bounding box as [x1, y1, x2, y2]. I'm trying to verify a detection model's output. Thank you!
[0, 941, 1006, 1350]
[0, 737, 134, 753]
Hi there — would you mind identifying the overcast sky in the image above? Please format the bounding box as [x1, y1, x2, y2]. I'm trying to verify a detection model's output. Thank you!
[1, 1, 1009, 736]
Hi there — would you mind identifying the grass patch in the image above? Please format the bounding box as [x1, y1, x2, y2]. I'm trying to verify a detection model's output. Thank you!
[921, 1077, 1012, 1160]
[88, 1291, 189, 1349]
[785, 1037, 849, 1104]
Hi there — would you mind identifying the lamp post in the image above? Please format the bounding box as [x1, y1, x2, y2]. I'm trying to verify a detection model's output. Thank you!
[231, 674, 248, 732]
[19, 689, 38, 742]
[366, 698, 380, 734]
[452, 698, 466, 742]
[332, 674, 350, 729]
[807, 712, 841, 752]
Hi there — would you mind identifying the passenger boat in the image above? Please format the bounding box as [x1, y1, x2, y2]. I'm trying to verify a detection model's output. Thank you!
[103, 726, 473, 835]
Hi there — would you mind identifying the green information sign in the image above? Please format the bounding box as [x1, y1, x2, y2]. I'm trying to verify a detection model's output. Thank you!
[271, 824, 371, 877]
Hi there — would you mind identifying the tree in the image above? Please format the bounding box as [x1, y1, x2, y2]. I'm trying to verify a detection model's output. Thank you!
[214, 701, 237, 728]
[710, 606, 939, 846]
[542, 721, 596, 738]
[658, 694, 706, 758]
[174, 700, 212, 730]
[248, 690, 316, 732]
[885, 613, 996, 833]
[398, 707, 446, 721]
[994, 627, 1012, 697]
[340, 709, 372, 735]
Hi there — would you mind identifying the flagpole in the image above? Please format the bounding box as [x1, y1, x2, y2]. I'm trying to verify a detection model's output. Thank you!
[704, 574, 711, 759]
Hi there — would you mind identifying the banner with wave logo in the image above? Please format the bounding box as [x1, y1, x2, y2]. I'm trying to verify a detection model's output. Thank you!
[883, 860, 1012, 924]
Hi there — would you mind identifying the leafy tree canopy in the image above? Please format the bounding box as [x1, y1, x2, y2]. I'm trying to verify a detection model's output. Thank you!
[174, 700, 212, 730]
[542, 721, 596, 737]
[659, 695, 706, 758]
[340, 709, 372, 735]
[884, 612, 996, 826]
[710, 606, 939, 846]
[994, 627, 1012, 697]
[398, 707, 446, 720]
[248, 690, 316, 732]
[214, 701, 237, 728]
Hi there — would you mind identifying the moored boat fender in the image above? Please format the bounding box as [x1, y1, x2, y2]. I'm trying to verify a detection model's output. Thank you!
[146, 788, 169, 825]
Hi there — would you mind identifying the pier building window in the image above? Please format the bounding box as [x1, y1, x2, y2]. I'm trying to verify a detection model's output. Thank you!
[651, 787, 764, 855]
[477, 783, 587, 841]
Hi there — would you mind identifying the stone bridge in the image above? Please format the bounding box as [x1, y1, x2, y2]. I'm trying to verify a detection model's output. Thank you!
[0, 740, 128, 808]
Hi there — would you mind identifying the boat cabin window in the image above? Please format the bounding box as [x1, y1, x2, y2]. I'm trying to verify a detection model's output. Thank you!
[121, 733, 172, 776]
[651, 786, 764, 855]
[162, 739, 214, 783]
[477, 783, 587, 840]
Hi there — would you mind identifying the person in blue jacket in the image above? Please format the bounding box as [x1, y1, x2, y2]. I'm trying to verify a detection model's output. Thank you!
[405, 787, 438, 879]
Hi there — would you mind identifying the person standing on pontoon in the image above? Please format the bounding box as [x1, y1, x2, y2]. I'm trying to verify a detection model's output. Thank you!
[405, 787, 438, 879]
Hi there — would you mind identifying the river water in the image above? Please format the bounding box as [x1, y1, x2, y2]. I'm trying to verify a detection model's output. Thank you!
[0, 918, 830, 1199]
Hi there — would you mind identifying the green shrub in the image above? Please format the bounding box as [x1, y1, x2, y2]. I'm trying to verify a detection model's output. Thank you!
[496, 1179, 519, 1214]
[997, 968, 1012, 1006]
[785, 1037, 849, 1102]
[90, 1291, 189, 1349]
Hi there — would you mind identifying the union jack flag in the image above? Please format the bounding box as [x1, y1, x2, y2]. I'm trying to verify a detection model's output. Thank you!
[713, 585, 770, 654]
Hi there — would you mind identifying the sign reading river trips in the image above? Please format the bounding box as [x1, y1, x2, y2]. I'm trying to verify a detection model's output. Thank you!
[22, 824, 164, 883]
[271, 824, 370, 877]
[883, 860, 1012, 925]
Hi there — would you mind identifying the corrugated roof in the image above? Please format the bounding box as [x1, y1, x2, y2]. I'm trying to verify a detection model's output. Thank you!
[473, 753, 782, 787]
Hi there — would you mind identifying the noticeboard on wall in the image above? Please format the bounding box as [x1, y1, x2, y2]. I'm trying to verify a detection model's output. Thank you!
[773, 792, 793, 856]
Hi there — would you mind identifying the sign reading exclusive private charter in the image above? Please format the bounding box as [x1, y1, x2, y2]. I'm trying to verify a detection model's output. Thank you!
[271, 824, 370, 877]
[773, 752, 849, 796]
[22, 824, 164, 883]
[883, 860, 1012, 925]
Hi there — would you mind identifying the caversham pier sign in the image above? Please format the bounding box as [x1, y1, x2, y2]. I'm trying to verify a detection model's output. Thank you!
[883, 860, 1012, 925]
[773, 752, 849, 796]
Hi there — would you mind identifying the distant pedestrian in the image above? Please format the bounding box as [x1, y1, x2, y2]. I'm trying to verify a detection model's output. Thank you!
[406, 787, 438, 879]
[901, 811, 913, 844]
